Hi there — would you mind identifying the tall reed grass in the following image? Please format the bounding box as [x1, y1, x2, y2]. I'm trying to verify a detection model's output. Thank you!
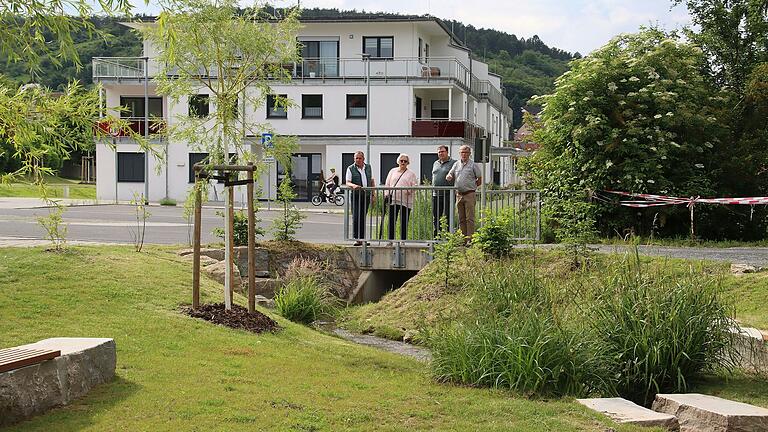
[426, 251, 740, 402]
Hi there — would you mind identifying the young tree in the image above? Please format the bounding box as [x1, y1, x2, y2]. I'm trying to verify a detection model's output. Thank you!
[142, 0, 300, 308]
[142, 0, 300, 168]
[521, 29, 726, 239]
[270, 175, 305, 242]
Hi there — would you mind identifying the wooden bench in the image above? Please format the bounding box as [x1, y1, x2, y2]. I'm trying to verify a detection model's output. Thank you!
[0, 347, 61, 373]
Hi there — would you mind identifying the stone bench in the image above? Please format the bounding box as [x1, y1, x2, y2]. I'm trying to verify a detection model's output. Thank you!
[577, 397, 679, 430]
[653, 393, 768, 432]
[0, 338, 116, 427]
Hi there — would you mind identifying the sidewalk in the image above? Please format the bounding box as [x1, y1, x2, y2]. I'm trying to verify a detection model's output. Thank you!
[0, 198, 101, 209]
[0, 197, 344, 214]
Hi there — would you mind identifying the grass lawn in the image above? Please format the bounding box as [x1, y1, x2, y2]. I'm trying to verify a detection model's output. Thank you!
[0, 175, 95, 199]
[0, 246, 645, 431]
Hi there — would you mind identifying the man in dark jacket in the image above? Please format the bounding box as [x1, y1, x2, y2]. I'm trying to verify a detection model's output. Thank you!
[431, 145, 456, 236]
[345, 151, 376, 245]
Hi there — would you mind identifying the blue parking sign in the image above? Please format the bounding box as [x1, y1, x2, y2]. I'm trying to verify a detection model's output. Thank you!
[261, 132, 274, 149]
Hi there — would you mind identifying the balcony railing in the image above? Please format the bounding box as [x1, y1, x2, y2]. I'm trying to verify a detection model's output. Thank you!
[93, 57, 146, 79]
[96, 117, 166, 137]
[411, 118, 485, 141]
[94, 56, 474, 90]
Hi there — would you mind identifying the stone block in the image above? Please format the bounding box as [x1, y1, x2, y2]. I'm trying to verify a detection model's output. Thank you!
[237, 278, 281, 298]
[178, 248, 224, 261]
[254, 295, 275, 308]
[0, 338, 116, 427]
[731, 264, 763, 274]
[577, 398, 679, 430]
[652, 393, 768, 432]
[203, 260, 241, 286]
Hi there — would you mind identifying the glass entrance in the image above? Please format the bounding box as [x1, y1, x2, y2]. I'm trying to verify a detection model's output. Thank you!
[277, 153, 322, 201]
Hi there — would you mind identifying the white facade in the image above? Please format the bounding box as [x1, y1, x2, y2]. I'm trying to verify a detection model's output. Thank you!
[94, 17, 514, 202]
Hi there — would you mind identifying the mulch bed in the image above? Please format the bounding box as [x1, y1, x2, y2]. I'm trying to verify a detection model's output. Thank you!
[183, 303, 281, 334]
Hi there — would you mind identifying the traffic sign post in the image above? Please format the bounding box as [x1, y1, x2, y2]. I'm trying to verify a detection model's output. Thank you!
[261, 132, 274, 149]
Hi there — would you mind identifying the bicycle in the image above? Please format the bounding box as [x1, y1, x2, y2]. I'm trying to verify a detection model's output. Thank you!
[311, 185, 345, 206]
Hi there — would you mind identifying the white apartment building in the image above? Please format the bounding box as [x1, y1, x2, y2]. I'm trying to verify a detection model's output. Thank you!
[93, 16, 514, 202]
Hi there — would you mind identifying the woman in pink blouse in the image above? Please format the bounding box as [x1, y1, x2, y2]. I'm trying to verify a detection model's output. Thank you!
[384, 153, 419, 242]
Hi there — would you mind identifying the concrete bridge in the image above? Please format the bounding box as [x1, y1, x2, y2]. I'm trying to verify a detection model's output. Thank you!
[340, 186, 540, 302]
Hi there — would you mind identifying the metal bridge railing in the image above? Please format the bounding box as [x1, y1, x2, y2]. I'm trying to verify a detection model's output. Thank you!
[342, 186, 540, 244]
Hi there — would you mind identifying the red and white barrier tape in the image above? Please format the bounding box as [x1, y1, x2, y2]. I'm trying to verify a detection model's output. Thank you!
[602, 191, 768, 208]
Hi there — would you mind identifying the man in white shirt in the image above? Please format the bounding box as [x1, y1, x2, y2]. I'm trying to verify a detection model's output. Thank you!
[446, 144, 482, 240]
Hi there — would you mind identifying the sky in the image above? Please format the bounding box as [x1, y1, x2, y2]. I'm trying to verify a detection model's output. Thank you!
[280, 0, 692, 55]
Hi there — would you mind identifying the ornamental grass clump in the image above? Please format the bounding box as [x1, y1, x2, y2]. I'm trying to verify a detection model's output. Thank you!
[426, 251, 741, 401]
[591, 254, 740, 405]
[274, 257, 338, 324]
[426, 261, 611, 397]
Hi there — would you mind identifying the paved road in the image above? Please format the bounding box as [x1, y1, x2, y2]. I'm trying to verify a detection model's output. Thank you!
[0, 202, 345, 246]
[0, 199, 766, 267]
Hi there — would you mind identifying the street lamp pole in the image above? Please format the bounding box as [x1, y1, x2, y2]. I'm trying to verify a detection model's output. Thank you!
[363, 53, 371, 159]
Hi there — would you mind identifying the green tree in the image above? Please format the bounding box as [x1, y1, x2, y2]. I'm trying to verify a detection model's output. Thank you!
[673, 0, 768, 89]
[270, 176, 305, 242]
[141, 0, 300, 168]
[521, 28, 726, 238]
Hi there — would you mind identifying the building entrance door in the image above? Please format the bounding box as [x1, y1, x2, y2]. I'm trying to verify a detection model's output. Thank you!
[277, 153, 322, 201]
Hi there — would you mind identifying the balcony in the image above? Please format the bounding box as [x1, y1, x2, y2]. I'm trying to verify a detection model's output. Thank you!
[96, 117, 166, 137]
[411, 118, 485, 141]
[93, 56, 474, 91]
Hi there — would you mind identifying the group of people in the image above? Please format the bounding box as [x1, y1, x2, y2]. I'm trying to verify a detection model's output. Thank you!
[345, 144, 482, 246]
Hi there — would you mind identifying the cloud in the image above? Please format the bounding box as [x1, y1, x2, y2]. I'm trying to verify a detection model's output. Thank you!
[135, 0, 692, 54]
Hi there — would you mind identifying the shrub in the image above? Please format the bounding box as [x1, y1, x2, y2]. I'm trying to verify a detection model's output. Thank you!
[159, 197, 177, 206]
[274, 275, 338, 324]
[590, 254, 740, 405]
[213, 208, 264, 246]
[473, 207, 517, 258]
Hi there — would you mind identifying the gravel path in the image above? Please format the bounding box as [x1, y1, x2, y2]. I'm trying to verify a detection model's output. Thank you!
[591, 244, 768, 268]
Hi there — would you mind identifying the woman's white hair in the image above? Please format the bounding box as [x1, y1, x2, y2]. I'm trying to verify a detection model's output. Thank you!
[397, 153, 410, 163]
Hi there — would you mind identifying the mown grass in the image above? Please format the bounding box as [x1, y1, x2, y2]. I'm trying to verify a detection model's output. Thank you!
[0, 246, 646, 432]
[0, 175, 95, 199]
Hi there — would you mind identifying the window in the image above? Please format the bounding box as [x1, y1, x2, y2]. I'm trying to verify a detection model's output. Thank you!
[379, 153, 399, 183]
[425, 43, 430, 62]
[300, 40, 339, 77]
[363, 36, 394, 59]
[188, 95, 209, 118]
[189, 152, 237, 183]
[188, 153, 208, 183]
[420, 153, 439, 184]
[431, 100, 449, 119]
[341, 153, 355, 174]
[120, 96, 162, 118]
[267, 94, 287, 118]
[418, 38, 423, 63]
[346, 94, 367, 119]
[302, 94, 323, 118]
[117, 152, 145, 183]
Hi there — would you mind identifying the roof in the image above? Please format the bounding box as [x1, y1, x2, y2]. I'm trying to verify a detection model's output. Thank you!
[123, 13, 467, 48]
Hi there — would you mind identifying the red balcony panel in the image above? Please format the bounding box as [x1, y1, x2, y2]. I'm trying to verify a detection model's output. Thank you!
[95, 119, 166, 137]
[411, 120, 467, 138]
